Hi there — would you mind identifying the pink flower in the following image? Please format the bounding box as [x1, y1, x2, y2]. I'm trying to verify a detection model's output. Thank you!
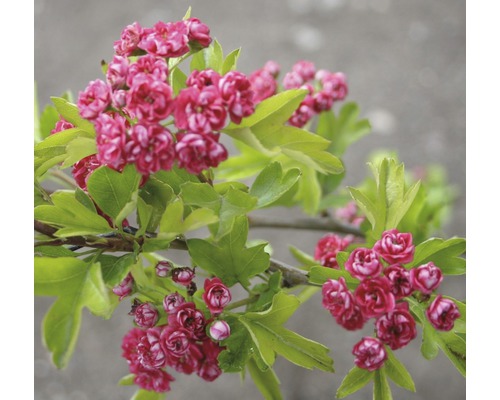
[121, 327, 146, 366]
[71, 154, 101, 191]
[77, 79, 111, 120]
[106, 55, 129, 89]
[137, 327, 167, 369]
[218, 71, 255, 124]
[354, 276, 396, 318]
[124, 123, 176, 175]
[352, 337, 387, 371]
[373, 229, 415, 265]
[202, 277, 232, 315]
[185, 17, 212, 48]
[156, 260, 173, 277]
[168, 302, 206, 340]
[160, 325, 191, 357]
[167, 341, 204, 375]
[410, 262, 443, 295]
[314, 233, 353, 269]
[94, 112, 128, 169]
[288, 94, 315, 127]
[114, 22, 144, 56]
[336, 304, 366, 331]
[345, 247, 383, 281]
[134, 303, 159, 328]
[171, 267, 196, 286]
[134, 367, 174, 393]
[321, 277, 351, 316]
[249, 68, 277, 103]
[197, 340, 223, 382]
[292, 60, 316, 82]
[163, 292, 186, 314]
[376, 303, 417, 350]
[320, 71, 348, 101]
[263, 60, 281, 78]
[175, 132, 228, 174]
[174, 86, 227, 134]
[383, 264, 414, 300]
[282, 71, 304, 89]
[126, 54, 169, 87]
[186, 69, 221, 89]
[209, 320, 231, 341]
[335, 201, 364, 227]
[112, 273, 134, 300]
[312, 90, 334, 113]
[126, 74, 174, 123]
[426, 295, 461, 331]
[50, 117, 74, 134]
[139, 21, 190, 58]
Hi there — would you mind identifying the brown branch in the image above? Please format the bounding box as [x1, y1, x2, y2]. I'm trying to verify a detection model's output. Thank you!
[248, 215, 363, 237]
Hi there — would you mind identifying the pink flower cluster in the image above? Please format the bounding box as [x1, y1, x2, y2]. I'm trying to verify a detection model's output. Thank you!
[249, 59, 348, 127]
[74, 17, 257, 178]
[321, 229, 461, 371]
[314, 233, 354, 269]
[120, 271, 233, 393]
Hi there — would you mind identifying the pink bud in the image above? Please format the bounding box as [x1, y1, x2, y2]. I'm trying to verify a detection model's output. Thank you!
[156, 260, 173, 277]
[163, 292, 186, 314]
[112, 273, 134, 300]
[202, 277, 232, 315]
[410, 262, 443, 294]
[134, 302, 159, 328]
[352, 337, 387, 371]
[426, 295, 460, 331]
[171, 267, 195, 286]
[209, 320, 231, 341]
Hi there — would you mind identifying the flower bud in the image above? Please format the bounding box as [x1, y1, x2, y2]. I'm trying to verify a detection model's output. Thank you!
[202, 277, 232, 315]
[209, 320, 231, 341]
[112, 273, 134, 300]
[163, 292, 186, 314]
[134, 302, 159, 328]
[352, 337, 387, 371]
[410, 262, 443, 294]
[155, 260, 173, 277]
[426, 295, 460, 331]
[171, 267, 195, 286]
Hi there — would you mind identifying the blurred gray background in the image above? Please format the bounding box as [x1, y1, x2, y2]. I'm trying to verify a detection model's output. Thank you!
[34, 0, 465, 399]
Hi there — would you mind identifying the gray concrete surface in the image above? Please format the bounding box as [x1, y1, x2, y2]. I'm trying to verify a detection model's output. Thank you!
[34, 0, 465, 399]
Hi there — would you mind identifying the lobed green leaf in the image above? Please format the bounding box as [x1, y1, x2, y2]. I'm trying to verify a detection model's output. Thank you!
[336, 366, 373, 398]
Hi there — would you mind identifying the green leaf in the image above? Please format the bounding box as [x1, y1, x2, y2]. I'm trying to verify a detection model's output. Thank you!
[158, 198, 218, 240]
[308, 266, 358, 290]
[204, 39, 224, 73]
[38, 102, 60, 141]
[131, 389, 166, 400]
[75, 187, 97, 212]
[374, 368, 393, 400]
[182, 6, 192, 20]
[34, 127, 94, 176]
[50, 97, 95, 133]
[407, 237, 466, 275]
[349, 158, 420, 241]
[136, 196, 153, 236]
[317, 103, 371, 157]
[97, 253, 135, 286]
[384, 348, 416, 392]
[218, 317, 254, 373]
[35, 257, 114, 368]
[34, 191, 112, 237]
[87, 164, 142, 227]
[246, 271, 283, 312]
[118, 373, 135, 386]
[292, 165, 322, 214]
[249, 162, 301, 208]
[171, 67, 187, 95]
[187, 216, 270, 287]
[61, 136, 97, 168]
[222, 48, 241, 74]
[238, 292, 334, 372]
[336, 366, 374, 399]
[190, 48, 206, 72]
[138, 176, 176, 231]
[247, 357, 283, 400]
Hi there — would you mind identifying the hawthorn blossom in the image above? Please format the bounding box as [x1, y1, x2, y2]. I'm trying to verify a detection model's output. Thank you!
[249, 68, 278, 103]
[218, 71, 255, 124]
[77, 79, 111, 120]
[175, 132, 228, 174]
[352, 337, 387, 371]
[354, 276, 396, 318]
[155, 260, 173, 277]
[426, 295, 461, 331]
[168, 302, 206, 340]
[171, 267, 196, 286]
[373, 229, 415, 265]
[94, 112, 128, 169]
[71, 154, 101, 191]
[126, 54, 169, 87]
[345, 247, 383, 281]
[50, 117, 74, 134]
[114, 22, 144, 56]
[134, 367, 174, 393]
[410, 262, 443, 295]
[383, 264, 414, 300]
[124, 123, 176, 175]
[163, 292, 186, 314]
[138, 20, 190, 58]
[160, 325, 191, 357]
[376, 303, 417, 350]
[186, 69, 221, 89]
[137, 327, 166, 369]
[202, 277, 232, 315]
[106, 55, 129, 89]
[314, 233, 353, 269]
[112, 273, 134, 300]
[185, 17, 212, 48]
[133, 303, 159, 328]
[174, 86, 228, 134]
[126, 74, 175, 123]
[209, 320, 231, 341]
